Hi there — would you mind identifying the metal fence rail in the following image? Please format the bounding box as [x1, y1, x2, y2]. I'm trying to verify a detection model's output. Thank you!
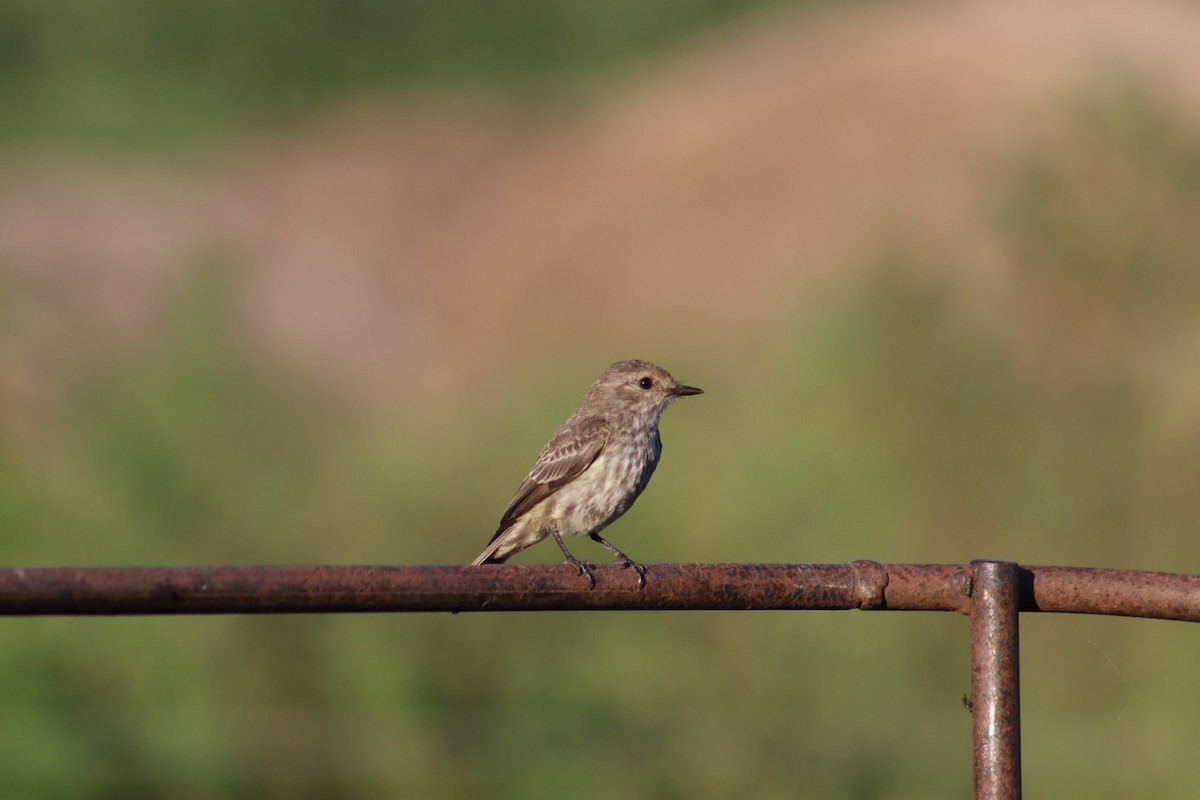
[3, 560, 1199, 799]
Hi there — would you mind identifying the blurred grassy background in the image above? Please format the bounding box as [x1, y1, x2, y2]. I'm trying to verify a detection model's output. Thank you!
[3, 1, 1200, 798]
[0, 0, 796, 150]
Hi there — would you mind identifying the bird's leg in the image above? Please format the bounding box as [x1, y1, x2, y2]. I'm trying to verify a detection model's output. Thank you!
[589, 533, 647, 589]
[551, 529, 596, 589]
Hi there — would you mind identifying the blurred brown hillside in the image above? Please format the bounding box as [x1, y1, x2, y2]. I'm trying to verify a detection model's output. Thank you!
[4, 0, 1200, 418]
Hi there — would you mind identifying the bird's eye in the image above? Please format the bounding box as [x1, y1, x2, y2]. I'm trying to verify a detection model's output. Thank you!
[638, 376, 654, 389]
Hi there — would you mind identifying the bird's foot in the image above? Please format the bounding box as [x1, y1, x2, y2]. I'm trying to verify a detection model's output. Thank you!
[564, 555, 597, 589]
[619, 558, 647, 590]
[587, 533, 646, 589]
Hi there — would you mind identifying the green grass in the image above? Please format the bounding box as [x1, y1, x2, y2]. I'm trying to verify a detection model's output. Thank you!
[0, 0, 811, 151]
[3, 82, 1200, 798]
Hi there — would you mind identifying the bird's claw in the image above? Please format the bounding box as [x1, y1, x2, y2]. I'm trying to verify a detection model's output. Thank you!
[620, 558, 647, 589]
[564, 556, 597, 589]
[563, 554, 645, 590]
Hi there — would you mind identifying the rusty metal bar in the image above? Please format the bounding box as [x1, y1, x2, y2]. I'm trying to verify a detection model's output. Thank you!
[970, 560, 1022, 800]
[4, 559, 1198, 800]
[1018, 565, 1200, 621]
[0, 562, 938, 616]
[0, 562, 1197, 619]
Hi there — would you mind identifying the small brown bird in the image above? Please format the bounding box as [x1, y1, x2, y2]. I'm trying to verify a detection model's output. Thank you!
[471, 359, 702, 587]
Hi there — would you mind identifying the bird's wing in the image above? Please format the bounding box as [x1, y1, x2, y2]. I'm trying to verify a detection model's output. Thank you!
[490, 415, 610, 538]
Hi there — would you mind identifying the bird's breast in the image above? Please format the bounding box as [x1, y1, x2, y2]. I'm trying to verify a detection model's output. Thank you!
[539, 433, 657, 536]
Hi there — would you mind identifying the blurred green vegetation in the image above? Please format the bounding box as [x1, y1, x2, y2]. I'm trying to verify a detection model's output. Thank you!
[2, 81, 1200, 798]
[0, 0, 811, 150]
[3, 2, 1200, 793]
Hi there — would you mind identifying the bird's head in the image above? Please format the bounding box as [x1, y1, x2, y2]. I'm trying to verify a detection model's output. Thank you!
[588, 359, 703, 419]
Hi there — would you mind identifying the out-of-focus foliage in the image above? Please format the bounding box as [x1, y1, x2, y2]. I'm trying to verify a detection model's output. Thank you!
[3, 80, 1200, 798]
[0, 0, 806, 149]
[3, 0, 1200, 795]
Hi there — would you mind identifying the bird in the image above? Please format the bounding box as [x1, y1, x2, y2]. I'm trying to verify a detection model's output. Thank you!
[471, 359, 702, 588]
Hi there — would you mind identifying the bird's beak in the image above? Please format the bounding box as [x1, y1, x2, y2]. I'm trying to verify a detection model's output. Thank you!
[671, 384, 703, 397]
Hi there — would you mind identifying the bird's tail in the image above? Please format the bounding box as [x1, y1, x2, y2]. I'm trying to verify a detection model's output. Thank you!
[470, 537, 509, 566]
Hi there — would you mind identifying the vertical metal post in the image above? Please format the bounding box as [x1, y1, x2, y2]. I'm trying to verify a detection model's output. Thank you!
[970, 560, 1022, 799]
